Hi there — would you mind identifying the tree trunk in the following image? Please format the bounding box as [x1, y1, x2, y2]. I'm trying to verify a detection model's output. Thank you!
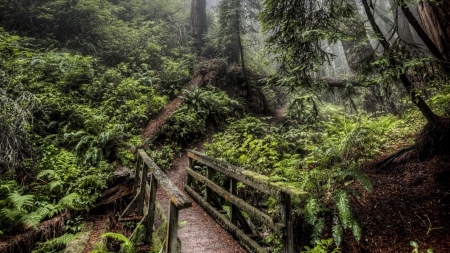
[388, 0, 414, 44]
[341, 0, 375, 72]
[362, 0, 438, 124]
[191, 0, 207, 55]
[417, 0, 450, 60]
[236, 0, 249, 98]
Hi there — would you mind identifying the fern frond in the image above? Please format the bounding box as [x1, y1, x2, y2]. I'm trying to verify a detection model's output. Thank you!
[338, 169, 373, 192]
[37, 170, 59, 181]
[334, 189, 352, 228]
[48, 180, 64, 192]
[7, 191, 34, 211]
[0, 207, 27, 224]
[331, 222, 343, 246]
[0, 180, 19, 197]
[21, 204, 58, 230]
[32, 233, 76, 253]
[311, 217, 325, 243]
[57, 192, 81, 210]
[100, 232, 135, 252]
[351, 221, 361, 242]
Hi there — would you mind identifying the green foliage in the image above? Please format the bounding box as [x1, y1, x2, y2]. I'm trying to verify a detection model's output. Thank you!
[410, 241, 434, 253]
[0, 182, 60, 232]
[65, 216, 84, 234]
[206, 110, 379, 245]
[100, 232, 136, 253]
[301, 238, 341, 253]
[32, 233, 76, 253]
[146, 142, 181, 172]
[162, 87, 243, 142]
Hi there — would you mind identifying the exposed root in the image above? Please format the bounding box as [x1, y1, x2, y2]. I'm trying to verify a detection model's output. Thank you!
[416, 117, 450, 157]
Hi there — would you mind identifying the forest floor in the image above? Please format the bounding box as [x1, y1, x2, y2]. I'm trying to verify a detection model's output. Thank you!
[341, 151, 450, 252]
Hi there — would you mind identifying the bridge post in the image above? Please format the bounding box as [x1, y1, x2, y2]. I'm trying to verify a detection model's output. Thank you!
[137, 163, 148, 216]
[281, 192, 294, 253]
[205, 167, 213, 203]
[132, 155, 142, 196]
[166, 202, 179, 253]
[144, 173, 157, 244]
[187, 157, 193, 187]
[229, 178, 238, 225]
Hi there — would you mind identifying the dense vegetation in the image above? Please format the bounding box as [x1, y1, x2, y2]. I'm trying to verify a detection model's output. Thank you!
[0, 0, 449, 252]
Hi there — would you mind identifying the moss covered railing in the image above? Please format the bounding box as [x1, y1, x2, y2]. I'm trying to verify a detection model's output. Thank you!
[185, 150, 307, 253]
[120, 149, 191, 253]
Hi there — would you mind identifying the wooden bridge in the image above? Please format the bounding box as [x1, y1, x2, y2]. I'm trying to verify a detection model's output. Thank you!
[121, 149, 307, 253]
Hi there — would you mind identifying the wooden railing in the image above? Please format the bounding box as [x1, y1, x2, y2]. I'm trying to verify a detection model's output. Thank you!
[120, 149, 191, 253]
[185, 150, 307, 253]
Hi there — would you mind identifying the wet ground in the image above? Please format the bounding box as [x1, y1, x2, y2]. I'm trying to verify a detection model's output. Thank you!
[156, 153, 247, 253]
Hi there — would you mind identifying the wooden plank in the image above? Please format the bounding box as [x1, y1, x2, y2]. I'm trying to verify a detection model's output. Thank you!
[185, 185, 268, 253]
[144, 173, 157, 244]
[186, 168, 284, 233]
[138, 149, 192, 209]
[155, 199, 167, 224]
[187, 150, 307, 199]
[132, 155, 142, 196]
[137, 163, 148, 216]
[166, 202, 179, 253]
[281, 192, 294, 253]
[205, 167, 213, 203]
[229, 178, 238, 225]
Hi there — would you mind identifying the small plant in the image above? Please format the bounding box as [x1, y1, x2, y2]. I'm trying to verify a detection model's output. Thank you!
[410, 241, 433, 253]
[32, 233, 76, 253]
[65, 216, 84, 234]
[96, 232, 136, 253]
[123, 221, 136, 230]
[416, 215, 444, 235]
[301, 238, 341, 253]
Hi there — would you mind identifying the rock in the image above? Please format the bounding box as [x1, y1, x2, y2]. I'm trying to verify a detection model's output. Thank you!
[113, 167, 132, 184]
[114, 166, 131, 178]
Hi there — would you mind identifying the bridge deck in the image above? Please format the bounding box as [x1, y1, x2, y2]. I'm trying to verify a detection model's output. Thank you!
[156, 153, 247, 253]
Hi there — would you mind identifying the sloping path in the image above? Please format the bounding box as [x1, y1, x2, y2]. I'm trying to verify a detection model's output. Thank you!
[156, 152, 247, 253]
[142, 59, 227, 140]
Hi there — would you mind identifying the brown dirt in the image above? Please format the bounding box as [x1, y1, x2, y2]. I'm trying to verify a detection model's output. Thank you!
[142, 59, 227, 141]
[265, 107, 286, 125]
[82, 215, 110, 253]
[341, 150, 450, 252]
[156, 152, 247, 253]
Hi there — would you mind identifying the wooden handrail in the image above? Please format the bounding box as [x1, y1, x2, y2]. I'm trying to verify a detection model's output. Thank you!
[187, 149, 307, 198]
[138, 149, 191, 209]
[121, 149, 191, 253]
[185, 150, 307, 253]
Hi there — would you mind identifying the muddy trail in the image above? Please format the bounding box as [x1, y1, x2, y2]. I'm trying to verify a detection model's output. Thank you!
[142, 59, 227, 141]
[156, 152, 247, 253]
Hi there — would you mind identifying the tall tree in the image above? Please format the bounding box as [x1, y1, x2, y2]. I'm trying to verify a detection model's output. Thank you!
[417, 0, 450, 60]
[191, 0, 207, 55]
[340, 0, 375, 72]
[216, 0, 261, 96]
[261, 0, 449, 155]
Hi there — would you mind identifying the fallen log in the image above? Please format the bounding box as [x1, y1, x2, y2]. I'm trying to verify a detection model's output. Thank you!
[0, 212, 70, 253]
[141, 59, 227, 143]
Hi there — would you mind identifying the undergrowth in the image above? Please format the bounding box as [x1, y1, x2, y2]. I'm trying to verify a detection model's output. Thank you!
[206, 103, 422, 247]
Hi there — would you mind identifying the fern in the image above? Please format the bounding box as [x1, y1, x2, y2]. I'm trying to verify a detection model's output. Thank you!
[100, 232, 136, 253]
[7, 191, 34, 211]
[337, 169, 373, 192]
[333, 190, 361, 243]
[57, 193, 82, 210]
[32, 233, 76, 253]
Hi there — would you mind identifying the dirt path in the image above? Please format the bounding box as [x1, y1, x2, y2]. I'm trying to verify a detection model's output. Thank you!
[142, 60, 227, 140]
[264, 106, 286, 126]
[156, 153, 247, 253]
